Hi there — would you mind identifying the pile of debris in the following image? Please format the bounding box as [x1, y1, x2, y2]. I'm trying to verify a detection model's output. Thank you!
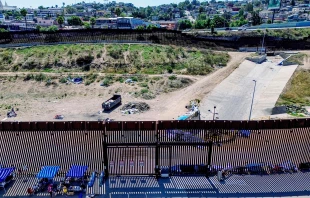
[121, 102, 150, 115]
[285, 105, 310, 115]
[7, 108, 17, 118]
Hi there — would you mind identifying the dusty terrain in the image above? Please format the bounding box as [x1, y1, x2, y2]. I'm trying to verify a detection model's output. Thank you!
[0, 52, 249, 121]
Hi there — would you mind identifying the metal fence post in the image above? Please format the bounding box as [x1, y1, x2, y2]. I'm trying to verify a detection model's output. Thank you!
[207, 141, 213, 177]
[155, 122, 160, 177]
[103, 122, 109, 178]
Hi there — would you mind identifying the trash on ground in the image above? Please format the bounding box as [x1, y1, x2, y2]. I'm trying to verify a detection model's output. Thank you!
[69, 77, 83, 84]
[125, 79, 134, 84]
[7, 108, 17, 118]
[54, 115, 64, 119]
[121, 102, 150, 114]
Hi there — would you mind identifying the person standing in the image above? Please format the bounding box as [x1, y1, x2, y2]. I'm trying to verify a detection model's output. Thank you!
[62, 186, 68, 197]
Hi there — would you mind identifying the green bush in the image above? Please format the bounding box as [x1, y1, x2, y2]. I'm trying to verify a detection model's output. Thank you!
[141, 88, 149, 94]
[139, 82, 149, 88]
[131, 76, 138, 82]
[168, 75, 177, 80]
[101, 79, 111, 86]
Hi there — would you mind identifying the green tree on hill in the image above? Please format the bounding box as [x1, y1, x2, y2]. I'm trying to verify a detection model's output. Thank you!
[115, 7, 121, 16]
[67, 16, 82, 26]
[20, 8, 27, 30]
[178, 19, 192, 30]
[211, 15, 229, 28]
[251, 10, 262, 26]
[56, 16, 65, 28]
[90, 17, 96, 28]
[83, 22, 91, 29]
[291, 0, 296, 6]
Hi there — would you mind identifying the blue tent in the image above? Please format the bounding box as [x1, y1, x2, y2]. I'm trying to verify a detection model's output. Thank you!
[0, 168, 15, 183]
[66, 165, 88, 178]
[37, 166, 60, 179]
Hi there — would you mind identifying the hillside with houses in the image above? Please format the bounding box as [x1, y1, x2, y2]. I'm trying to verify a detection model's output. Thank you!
[0, 0, 310, 32]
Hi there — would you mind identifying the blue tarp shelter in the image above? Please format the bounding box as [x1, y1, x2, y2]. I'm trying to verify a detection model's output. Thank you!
[177, 115, 189, 120]
[37, 166, 60, 179]
[239, 130, 251, 137]
[0, 168, 15, 183]
[66, 165, 88, 178]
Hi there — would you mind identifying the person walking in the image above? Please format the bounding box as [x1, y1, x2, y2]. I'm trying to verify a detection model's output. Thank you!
[48, 184, 53, 198]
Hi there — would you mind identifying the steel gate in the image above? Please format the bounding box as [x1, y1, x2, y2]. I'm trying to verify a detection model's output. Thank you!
[159, 145, 211, 175]
[107, 146, 156, 175]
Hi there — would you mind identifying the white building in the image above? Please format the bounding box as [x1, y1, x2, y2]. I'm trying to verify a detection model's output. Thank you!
[0, 0, 17, 11]
[0, 13, 5, 23]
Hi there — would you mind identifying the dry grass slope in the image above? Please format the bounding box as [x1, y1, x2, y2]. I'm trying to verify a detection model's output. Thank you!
[0, 44, 230, 75]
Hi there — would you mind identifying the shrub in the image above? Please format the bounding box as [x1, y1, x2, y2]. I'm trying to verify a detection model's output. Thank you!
[12, 65, 19, 71]
[85, 80, 92, 86]
[116, 76, 124, 83]
[76, 54, 94, 66]
[34, 73, 46, 81]
[59, 77, 67, 83]
[169, 75, 177, 80]
[167, 66, 173, 73]
[131, 76, 138, 82]
[24, 74, 34, 81]
[101, 79, 111, 86]
[141, 88, 149, 94]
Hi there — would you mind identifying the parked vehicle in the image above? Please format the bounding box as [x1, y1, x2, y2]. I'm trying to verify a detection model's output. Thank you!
[238, 25, 248, 31]
[102, 95, 122, 111]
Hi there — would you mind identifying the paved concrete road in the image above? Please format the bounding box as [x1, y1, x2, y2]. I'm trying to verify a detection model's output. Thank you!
[200, 59, 298, 120]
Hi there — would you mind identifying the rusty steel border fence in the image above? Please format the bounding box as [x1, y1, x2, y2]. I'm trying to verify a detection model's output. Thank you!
[0, 119, 310, 177]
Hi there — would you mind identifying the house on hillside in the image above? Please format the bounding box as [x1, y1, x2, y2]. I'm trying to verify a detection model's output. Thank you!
[37, 18, 58, 27]
[152, 20, 177, 30]
[96, 17, 117, 29]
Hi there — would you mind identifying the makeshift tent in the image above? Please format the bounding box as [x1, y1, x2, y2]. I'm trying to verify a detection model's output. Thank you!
[37, 166, 60, 179]
[239, 130, 251, 137]
[66, 165, 88, 178]
[0, 168, 15, 183]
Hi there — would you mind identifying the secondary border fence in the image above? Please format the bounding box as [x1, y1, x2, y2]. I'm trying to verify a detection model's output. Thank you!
[1, 29, 309, 50]
[0, 119, 310, 178]
[0, 29, 217, 49]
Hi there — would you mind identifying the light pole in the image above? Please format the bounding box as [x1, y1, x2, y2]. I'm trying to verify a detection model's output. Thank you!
[208, 106, 218, 120]
[261, 29, 266, 55]
[249, 80, 257, 121]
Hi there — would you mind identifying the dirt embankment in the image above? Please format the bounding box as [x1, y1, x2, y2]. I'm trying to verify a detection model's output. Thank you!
[0, 51, 248, 122]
